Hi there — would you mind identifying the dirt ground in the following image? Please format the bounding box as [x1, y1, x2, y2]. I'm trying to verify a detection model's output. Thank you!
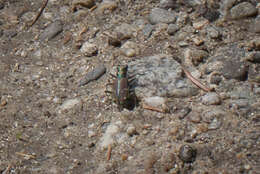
[0, 0, 259, 173]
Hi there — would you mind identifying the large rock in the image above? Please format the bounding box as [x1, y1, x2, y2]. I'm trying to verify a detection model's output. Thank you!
[230, 2, 257, 19]
[149, 8, 176, 24]
[128, 54, 198, 99]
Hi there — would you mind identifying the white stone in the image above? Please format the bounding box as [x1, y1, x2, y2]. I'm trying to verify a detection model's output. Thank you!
[58, 98, 80, 112]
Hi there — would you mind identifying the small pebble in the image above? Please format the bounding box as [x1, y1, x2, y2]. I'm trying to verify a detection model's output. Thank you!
[178, 41, 189, 47]
[58, 98, 80, 112]
[126, 125, 136, 136]
[201, 92, 221, 105]
[1, 100, 7, 106]
[190, 49, 208, 66]
[78, 64, 106, 86]
[177, 107, 191, 119]
[208, 117, 222, 130]
[178, 145, 197, 163]
[209, 73, 222, 85]
[121, 154, 128, 161]
[120, 41, 138, 57]
[72, 0, 95, 9]
[167, 24, 179, 35]
[115, 23, 135, 40]
[80, 42, 98, 57]
[193, 19, 209, 30]
[222, 60, 248, 81]
[188, 111, 201, 123]
[202, 108, 224, 123]
[40, 20, 63, 41]
[192, 37, 204, 46]
[207, 26, 221, 39]
[143, 23, 154, 38]
[143, 96, 168, 113]
[159, 0, 177, 9]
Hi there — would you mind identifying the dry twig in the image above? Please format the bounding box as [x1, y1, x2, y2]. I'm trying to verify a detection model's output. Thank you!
[107, 145, 112, 161]
[16, 152, 36, 160]
[29, 0, 48, 27]
[181, 66, 212, 92]
[142, 103, 166, 113]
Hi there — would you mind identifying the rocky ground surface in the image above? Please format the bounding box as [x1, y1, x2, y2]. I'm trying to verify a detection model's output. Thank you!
[0, 0, 260, 173]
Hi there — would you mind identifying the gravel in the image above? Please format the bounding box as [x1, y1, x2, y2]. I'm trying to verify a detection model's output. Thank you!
[0, 0, 259, 173]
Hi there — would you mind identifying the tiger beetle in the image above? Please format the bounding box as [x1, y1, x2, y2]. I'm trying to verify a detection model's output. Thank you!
[105, 65, 136, 111]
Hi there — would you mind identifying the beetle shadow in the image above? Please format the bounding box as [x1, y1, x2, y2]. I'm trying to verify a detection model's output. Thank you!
[124, 78, 139, 111]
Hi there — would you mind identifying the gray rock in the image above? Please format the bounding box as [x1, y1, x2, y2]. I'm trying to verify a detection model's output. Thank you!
[189, 49, 209, 66]
[248, 64, 260, 83]
[128, 54, 198, 99]
[126, 125, 137, 136]
[72, 0, 95, 9]
[40, 20, 63, 41]
[207, 26, 221, 39]
[159, 0, 177, 9]
[202, 108, 225, 123]
[208, 117, 222, 130]
[250, 18, 260, 33]
[229, 99, 249, 109]
[120, 41, 138, 57]
[229, 86, 252, 99]
[78, 64, 106, 86]
[188, 111, 201, 123]
[167, 24, 179, 35]
[58, 98, 81, 113]
[143, 23, 154, 38]
[115, 23, 135, 40]
[5, 30, 17, 38]
[201, 92, 221, 105]
[209, 75, 222, 85]
[222, 60, 248, 81]
[80, 41, 98, 56]
[149, 8, 176, 24]
[230, 2, 257, 19]
[206, 44, 248, 81]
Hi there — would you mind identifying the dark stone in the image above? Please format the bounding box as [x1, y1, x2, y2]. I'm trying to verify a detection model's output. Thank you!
[202, 8, 220, 22]
[179, 144, 197, 163]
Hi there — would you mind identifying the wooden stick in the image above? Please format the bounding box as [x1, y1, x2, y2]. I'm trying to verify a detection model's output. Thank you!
[29, 0, 49, 27]
[142, 103, 166, 113]
[181, 66, 212, 92]
[107, 145, 112, 161]
[16, 152, 35, 160]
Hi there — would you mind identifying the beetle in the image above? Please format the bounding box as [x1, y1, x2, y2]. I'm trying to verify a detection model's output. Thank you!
[105, 65, 136, 111]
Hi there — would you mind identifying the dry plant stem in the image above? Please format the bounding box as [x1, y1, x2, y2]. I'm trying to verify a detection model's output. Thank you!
[142, 103, 165, 113]
[107, 145, 112, 161]
[30, 0, 49, 27]
[181, 66, 212, 92]
[90, 5, 97, 12]
[16, 152, 35, 159]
